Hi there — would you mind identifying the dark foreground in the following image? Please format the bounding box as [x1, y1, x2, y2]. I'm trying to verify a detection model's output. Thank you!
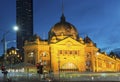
[0, 80, 120, 82]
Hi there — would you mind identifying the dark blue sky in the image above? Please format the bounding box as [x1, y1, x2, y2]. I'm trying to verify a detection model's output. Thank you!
[0, 0, 120, 55]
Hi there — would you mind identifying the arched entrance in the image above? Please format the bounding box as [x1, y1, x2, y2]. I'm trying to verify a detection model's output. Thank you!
[60, 62, 79, 72]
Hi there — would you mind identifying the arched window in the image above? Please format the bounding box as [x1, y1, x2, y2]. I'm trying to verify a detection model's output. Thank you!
[61, 62, 78, 72]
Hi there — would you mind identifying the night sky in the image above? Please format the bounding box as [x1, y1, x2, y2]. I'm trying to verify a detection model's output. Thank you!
[0, 0, 120, 55]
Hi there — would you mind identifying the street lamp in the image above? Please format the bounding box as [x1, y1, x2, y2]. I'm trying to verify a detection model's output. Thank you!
[0, 26, 18, 81]
[2, 26, 18, 64]
[2, 31, 10, 64]
[1, 31, 10, 81]
[13, 26, 19, 31]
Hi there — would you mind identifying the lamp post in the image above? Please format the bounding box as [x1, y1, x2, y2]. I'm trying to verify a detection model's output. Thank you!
[1, 31, 10, 82]
[2, 26, 18, 64]
[1, 26, 18, 81]
[2, 31, 10, 64]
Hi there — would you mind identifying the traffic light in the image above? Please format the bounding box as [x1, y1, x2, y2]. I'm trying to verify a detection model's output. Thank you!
[36, 63, 43, 74]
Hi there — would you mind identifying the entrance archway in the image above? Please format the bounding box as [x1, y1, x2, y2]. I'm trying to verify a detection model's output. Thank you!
[60, 62, 78, 72]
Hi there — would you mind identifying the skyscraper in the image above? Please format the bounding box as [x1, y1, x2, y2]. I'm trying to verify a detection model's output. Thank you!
[16, 0, 33, 60]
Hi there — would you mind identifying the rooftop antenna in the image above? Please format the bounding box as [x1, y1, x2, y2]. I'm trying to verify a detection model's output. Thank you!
[62, 0, 64, 15]
[61, 0, 66, 22]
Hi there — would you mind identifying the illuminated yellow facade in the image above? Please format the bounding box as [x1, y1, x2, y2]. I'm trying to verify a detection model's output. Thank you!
[24, 15, 120, 73]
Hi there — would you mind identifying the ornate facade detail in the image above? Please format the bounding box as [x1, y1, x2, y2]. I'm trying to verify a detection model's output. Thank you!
[23, 15, 120, 73]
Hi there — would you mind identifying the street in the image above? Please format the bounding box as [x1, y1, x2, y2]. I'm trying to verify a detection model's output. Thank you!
[0, 72, 120, 82]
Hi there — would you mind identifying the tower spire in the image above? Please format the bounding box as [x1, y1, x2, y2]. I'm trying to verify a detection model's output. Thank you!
[62, 0, 64, 15]
[60, 0, 66, 22]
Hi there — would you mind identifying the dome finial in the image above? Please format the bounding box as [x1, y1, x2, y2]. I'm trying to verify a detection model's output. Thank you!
[60, 14, 66, 22]
[60, 0, 66, 22]
[62, 0, 64, 15]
